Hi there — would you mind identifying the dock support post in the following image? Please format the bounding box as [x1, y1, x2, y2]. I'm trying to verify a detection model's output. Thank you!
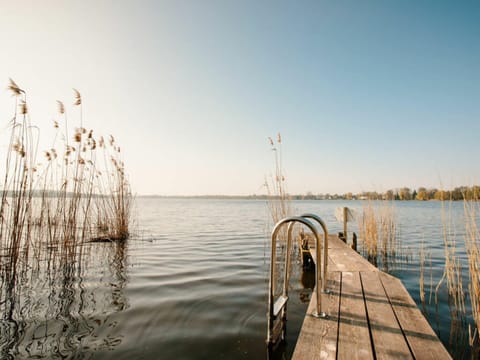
[343, 207, 348, 244]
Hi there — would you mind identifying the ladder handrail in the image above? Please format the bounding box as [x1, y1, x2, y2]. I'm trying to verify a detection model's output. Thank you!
[282, 222, 295, 299]
[267, 216, 325, 347]
[300, 213, 329, 292]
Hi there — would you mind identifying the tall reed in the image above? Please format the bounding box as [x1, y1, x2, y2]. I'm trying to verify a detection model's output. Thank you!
[358, 200, 399, 271]
[0, 80, 132, 316]
[265, 133, 291, 225]
[463, 191, 480, 354]
[420, 239, 426, 308]
[434, 200, 466, 318]
[264, 133, 294, 297]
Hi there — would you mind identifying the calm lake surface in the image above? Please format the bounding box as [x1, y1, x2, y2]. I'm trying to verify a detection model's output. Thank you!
[0, 198, 473, 359]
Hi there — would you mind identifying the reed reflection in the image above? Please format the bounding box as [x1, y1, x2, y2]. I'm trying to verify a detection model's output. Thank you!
[0, 239, 129, 358]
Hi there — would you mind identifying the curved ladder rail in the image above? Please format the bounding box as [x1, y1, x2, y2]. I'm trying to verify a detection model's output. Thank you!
[267, 216, 326, 349]
[300, 213, 329, 293]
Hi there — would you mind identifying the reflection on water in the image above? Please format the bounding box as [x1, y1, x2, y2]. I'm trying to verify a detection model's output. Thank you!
[0, 198, 477, 359]
[299, 269, 315, 304]
[0, 240, 128, 359]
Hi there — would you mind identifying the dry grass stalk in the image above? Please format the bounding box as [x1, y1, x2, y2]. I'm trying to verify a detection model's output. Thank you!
[420, 239, 426, 307]
[358, 200, 398, 271]
[359, 202, 378, 264]
[434, 199, 466, 318]
[264, 133, 293, 297]
[265, 133, 291, 226]
[463, 191, 480, 353]
[418, 239, 435, 315]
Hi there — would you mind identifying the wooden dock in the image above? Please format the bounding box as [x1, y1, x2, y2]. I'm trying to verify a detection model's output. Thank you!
[292, 235, 452, 360]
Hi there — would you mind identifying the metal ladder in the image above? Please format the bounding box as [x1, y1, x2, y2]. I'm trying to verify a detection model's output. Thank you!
[266, 214, 329, 349]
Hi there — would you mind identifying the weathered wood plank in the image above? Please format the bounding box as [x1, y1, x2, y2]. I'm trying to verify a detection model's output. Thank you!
[328, 249, 377, 272]
[325, 235, 348, 249]
[337, 271, 374, 360]
[361, 271, 413, 359]
[309, 235, 377, 273]
[292, 272, 341, 360]
[308, 234, 355, 250]
[379, 272, 452, 360]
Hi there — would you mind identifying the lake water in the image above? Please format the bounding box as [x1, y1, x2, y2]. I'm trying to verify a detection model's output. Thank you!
[0, 198, 474, 359]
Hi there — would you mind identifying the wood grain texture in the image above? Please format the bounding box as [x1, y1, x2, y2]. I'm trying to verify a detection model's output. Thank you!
[361, 271, 413, 359]
[379, 272, 452, 360]
[337, 271, 374, 360]
[292, 235, 451, 360]
[292, 272, 341, 360]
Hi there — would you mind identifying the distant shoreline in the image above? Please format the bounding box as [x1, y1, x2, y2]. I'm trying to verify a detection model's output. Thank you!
[135, 194, 464, 201]
[139, 185, 480, 201]
[2, 189, 477, 202]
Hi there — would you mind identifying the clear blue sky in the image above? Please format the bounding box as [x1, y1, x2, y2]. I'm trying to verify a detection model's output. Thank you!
[0, 1, 479, 195]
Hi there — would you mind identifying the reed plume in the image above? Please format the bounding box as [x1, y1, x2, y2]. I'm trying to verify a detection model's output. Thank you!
[73, 88, 82, 106]
[7, 78, 23, 96]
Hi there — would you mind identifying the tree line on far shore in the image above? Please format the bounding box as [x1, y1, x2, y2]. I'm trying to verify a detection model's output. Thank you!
[139, 186, 480, 201]
[294, 186, 480, 201]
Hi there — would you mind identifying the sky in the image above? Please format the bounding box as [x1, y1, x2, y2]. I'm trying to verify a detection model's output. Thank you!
[0, 0, 479, 196]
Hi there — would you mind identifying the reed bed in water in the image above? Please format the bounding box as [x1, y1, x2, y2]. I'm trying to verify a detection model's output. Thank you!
[435, 200, 466, 317]
[442, 199, 468, 357]
[0, 79, 132, 302]
[416, 194, 480, 357]
[357, 201, 401, 271]
[463, 193, 480, 353]
[418, 238, 435, 311]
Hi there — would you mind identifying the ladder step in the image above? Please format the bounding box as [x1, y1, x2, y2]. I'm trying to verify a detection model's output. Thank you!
[272, 317, 284, 343]
[273, 295, 288, 317]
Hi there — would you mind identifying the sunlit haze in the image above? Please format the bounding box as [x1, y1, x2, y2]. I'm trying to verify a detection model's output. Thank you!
[0, 1, 479, 196]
